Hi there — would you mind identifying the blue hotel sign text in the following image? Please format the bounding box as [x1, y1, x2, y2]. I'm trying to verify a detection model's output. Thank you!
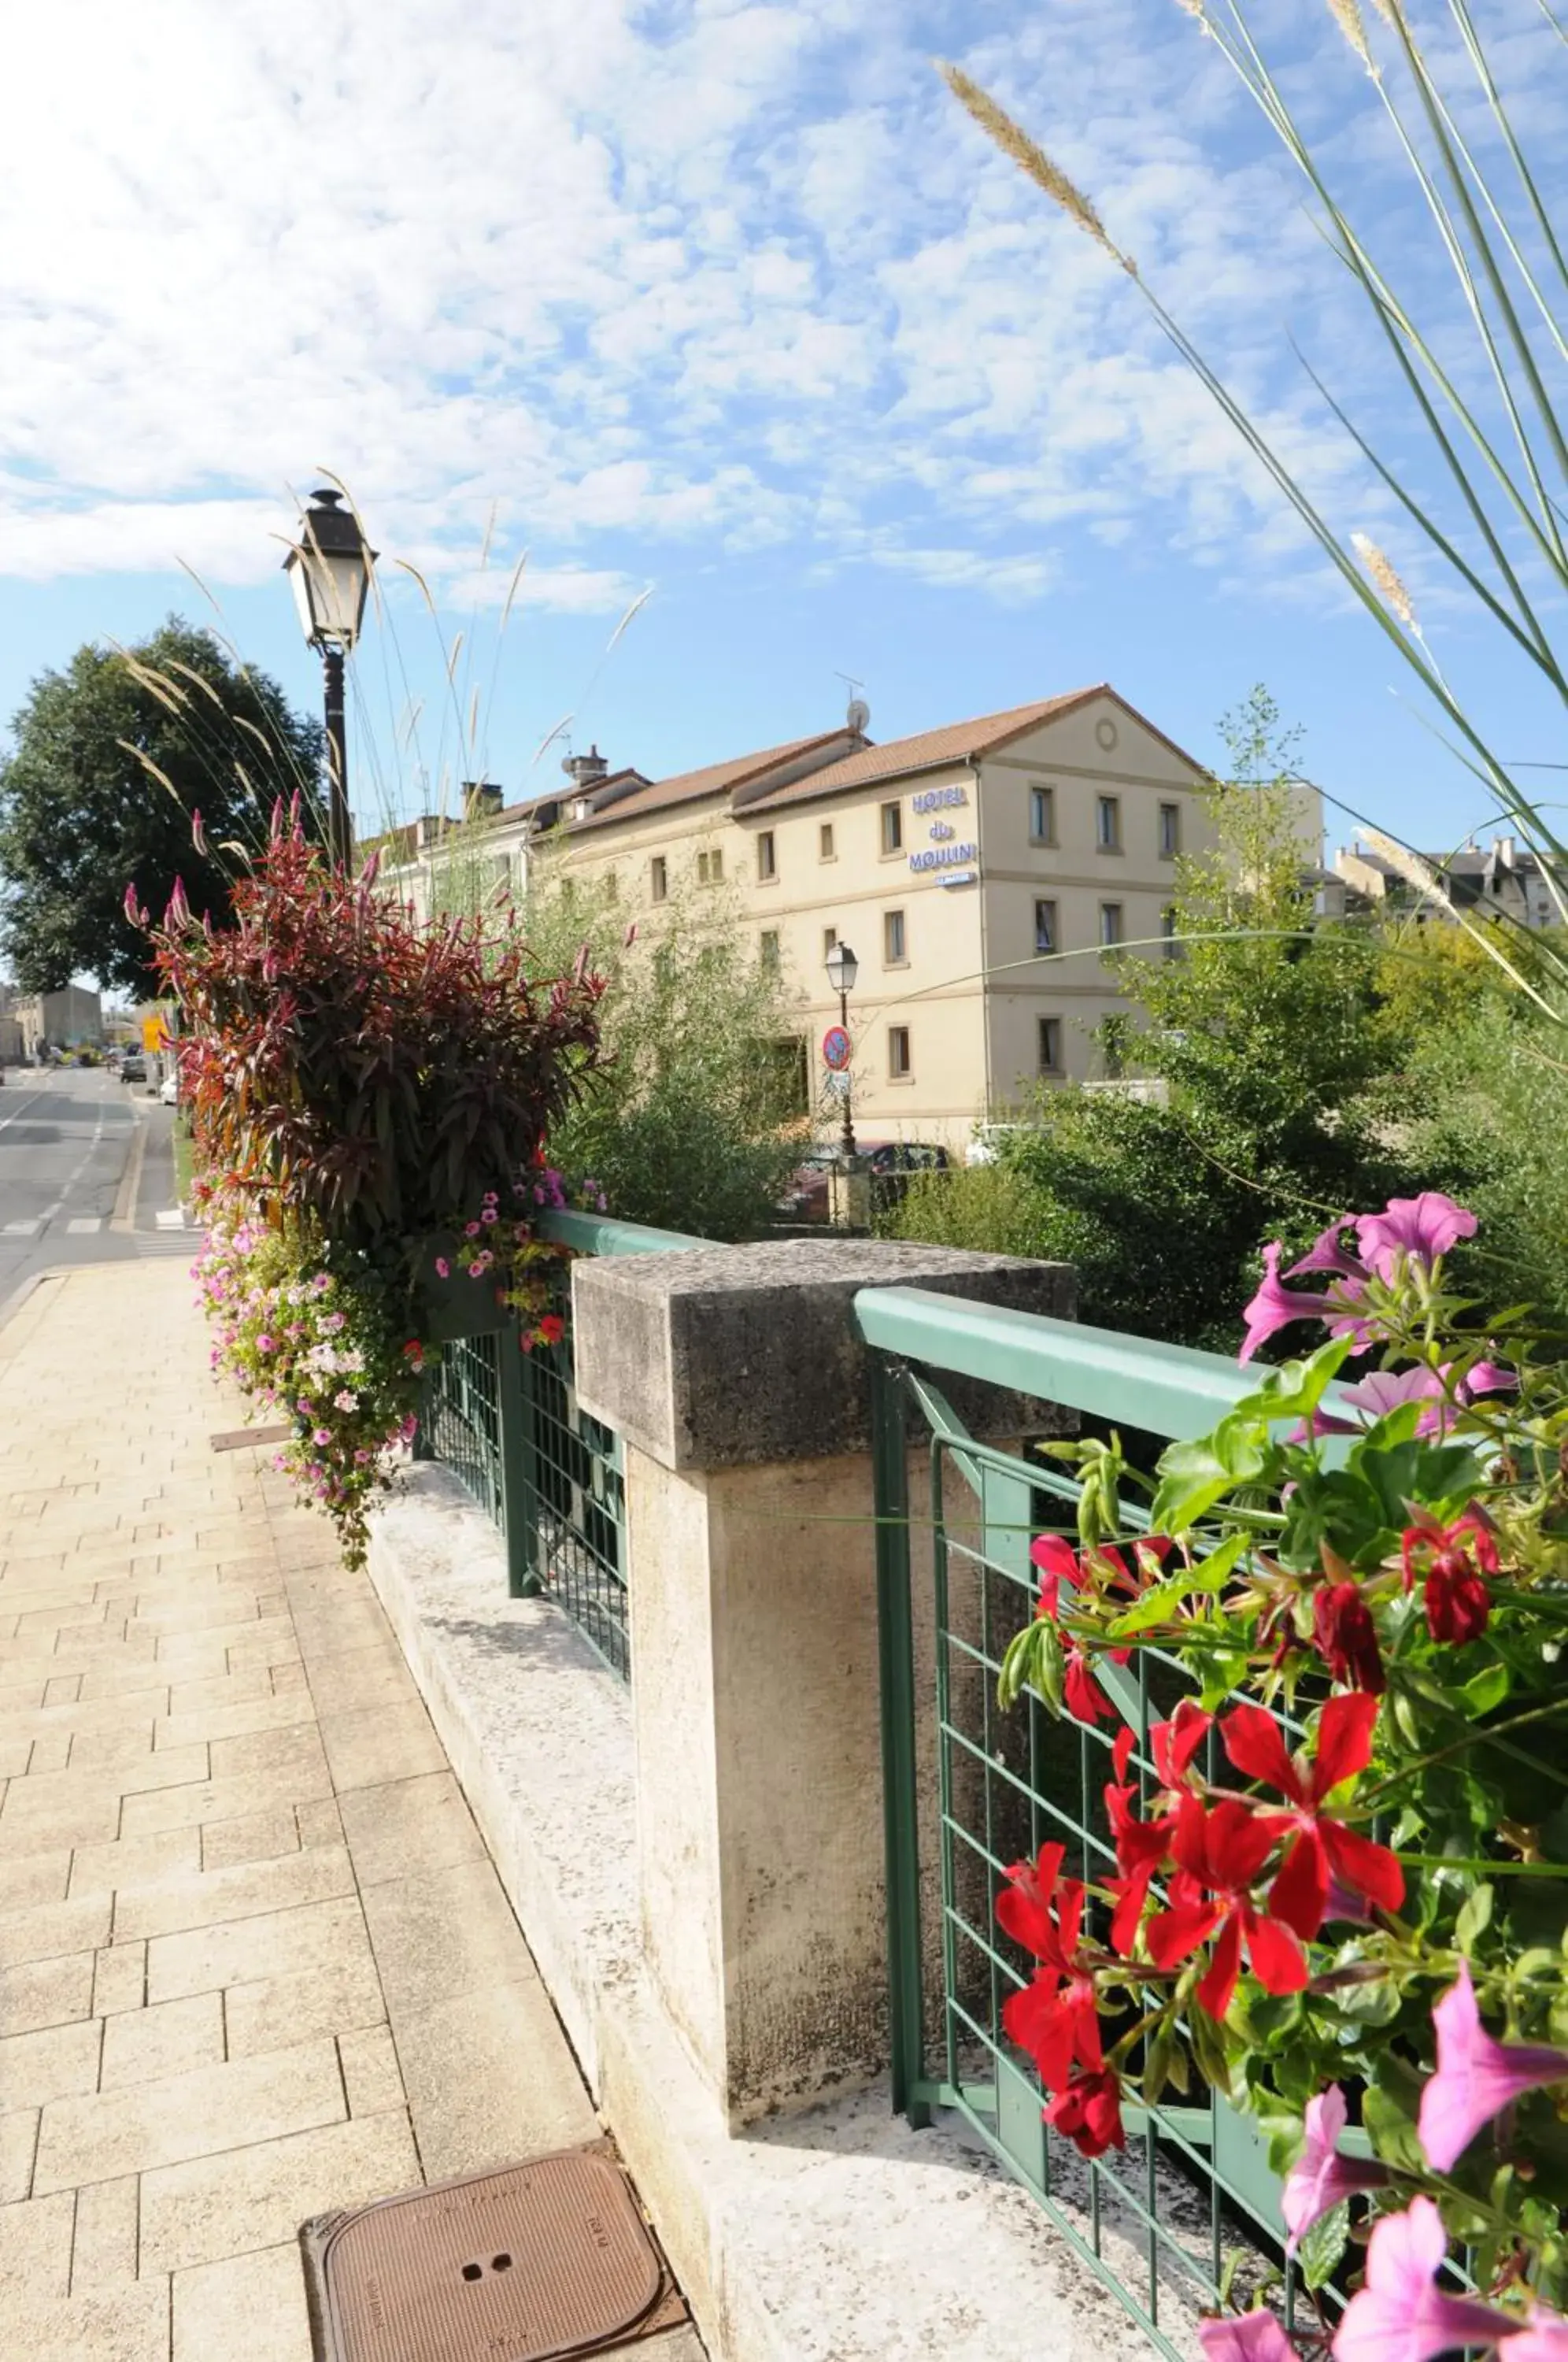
[908, 783, 978, 881]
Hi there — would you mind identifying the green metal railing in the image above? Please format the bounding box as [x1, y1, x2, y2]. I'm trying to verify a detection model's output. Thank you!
[423, 1209, 707, 1678]
[423, 1330, 506, 1527]
[856, 1285, 1357, 2357]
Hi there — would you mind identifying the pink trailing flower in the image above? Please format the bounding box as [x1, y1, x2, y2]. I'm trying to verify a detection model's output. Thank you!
[1511, 2316, 1568, 2360]
[1199, 2313, 1298, 2361]
[1418, 1960, 1568, 2172]
[1355, 1192, 1476, 1283]
[1280, 2085, 1389, 2253]
[257, 1335, 276, 1353]
[464, 1220, 482, 1238]
[1339, 1366, 1448, 1435]
[312, 1427, 332, 1447]
[1240, 1244, 1359, 1365]
[1333, 2196, 1533, 2362]
[435, 1257, 450, 1279]
[1457, 1359, 1518, 1405]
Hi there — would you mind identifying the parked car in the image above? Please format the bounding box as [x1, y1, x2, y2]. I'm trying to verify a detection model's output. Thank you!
[776, 1140, 950, 1221]
[119, 1054, 146, 1084]
[158, 1072, 180, 1106]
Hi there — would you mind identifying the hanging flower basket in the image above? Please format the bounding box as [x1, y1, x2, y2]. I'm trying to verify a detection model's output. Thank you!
[410, 1232, 511, 1342]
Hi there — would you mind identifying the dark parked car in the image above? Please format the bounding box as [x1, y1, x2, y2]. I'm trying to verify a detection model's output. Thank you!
[776, 1140, 950, 1222]
[119, 1054, 146, 1084]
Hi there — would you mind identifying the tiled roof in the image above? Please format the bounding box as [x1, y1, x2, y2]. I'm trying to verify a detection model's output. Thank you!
[741, 689, 1109, 809]
[568, 728, 857, 831]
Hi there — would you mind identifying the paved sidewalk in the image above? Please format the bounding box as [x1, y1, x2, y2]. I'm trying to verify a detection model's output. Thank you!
[0, 1261, 616, 2360]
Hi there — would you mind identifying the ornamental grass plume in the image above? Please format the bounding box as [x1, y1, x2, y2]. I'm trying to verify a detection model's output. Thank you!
[1327, 0, 1375, 70]
[938, 64, 1132, 272]
[1351, 531, 1418, 631]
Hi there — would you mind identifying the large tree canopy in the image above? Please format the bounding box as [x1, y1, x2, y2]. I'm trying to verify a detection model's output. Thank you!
[0, 618, 324, 996]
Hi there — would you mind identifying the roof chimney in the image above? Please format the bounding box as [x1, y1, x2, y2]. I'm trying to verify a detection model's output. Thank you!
[561, 745, 609, 790]
[462, 780, 504, 817]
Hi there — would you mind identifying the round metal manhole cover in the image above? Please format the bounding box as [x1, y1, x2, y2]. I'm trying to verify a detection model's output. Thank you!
[312, 2149, 667, 2362]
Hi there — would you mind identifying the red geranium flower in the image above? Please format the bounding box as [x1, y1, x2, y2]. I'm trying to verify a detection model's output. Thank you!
[1400, 1508, 1498, 1646]
[536, 1313, 566, 1348]
[1146, 1795, 1309, 2021]
[1026, 1535, 1156, 1729]
[1312, 1581, 1385, 1694]
[1046, 2066, 1125, 2158]
[997, 1842, 1103, 2094]
[1221, 1693, 1404, 1938]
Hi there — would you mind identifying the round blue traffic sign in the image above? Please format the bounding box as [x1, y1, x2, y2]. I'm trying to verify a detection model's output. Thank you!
[822, 1025, 851, 1072]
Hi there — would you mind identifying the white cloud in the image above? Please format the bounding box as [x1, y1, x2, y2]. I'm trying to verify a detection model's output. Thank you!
[0, 0, 1530, 615]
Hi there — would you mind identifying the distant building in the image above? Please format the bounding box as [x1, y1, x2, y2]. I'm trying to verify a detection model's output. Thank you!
[1332, 834, 1559, 930]
[2, 984, 105, 1057]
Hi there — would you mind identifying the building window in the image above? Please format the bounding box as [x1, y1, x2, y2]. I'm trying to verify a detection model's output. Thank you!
[1038, 1017, 1063, 1075]
[650, 855, 668, 903]
[1161, 906, 1179, 960]
[697, 848, 723, 887]
[760, 929, 780, 971]
[823, 925, 838, 957]
[1034, 898, 1057, 955]
[1099, 902, 1124, 947]
[1030, 784, 1055, 844]
[888, 1025, 912, 1079]
[757, 831, 776, 882]
[1159, 802, 1180, 859]
[884, 909, 907, 964]
[819, 822, 835, 860]
[1096, 794, 1121, 852]
[881, 802, 903, 855]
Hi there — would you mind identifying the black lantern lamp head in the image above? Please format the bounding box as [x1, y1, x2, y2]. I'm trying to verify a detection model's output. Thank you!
[283, 488, 376, 651]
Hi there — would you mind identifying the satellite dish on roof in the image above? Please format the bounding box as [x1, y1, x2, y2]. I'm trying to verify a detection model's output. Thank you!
[846, 698, 871, 736]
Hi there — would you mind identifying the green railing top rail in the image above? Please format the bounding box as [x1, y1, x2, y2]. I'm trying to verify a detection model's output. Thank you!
[852, 1285, 1355, 1441]
[538, 1208, 708, 1259]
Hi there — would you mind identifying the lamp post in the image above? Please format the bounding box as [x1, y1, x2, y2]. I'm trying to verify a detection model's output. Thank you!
[824, 940, 859, 1160]
[283, 488, 376, 868]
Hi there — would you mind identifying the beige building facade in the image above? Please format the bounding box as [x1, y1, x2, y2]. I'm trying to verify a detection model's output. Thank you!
[377, 686, 1274, 1151]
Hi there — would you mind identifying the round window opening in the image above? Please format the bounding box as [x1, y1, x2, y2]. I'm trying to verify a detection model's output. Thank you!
[1095, 718, 1119, 752]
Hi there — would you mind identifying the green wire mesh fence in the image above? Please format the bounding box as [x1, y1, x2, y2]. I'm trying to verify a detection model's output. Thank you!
[422, 1330, 505, 1531]
[856, 1286, 1363, 2360]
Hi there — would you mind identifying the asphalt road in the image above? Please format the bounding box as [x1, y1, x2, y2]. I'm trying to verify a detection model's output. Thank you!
[0, 1065, 195, 1320]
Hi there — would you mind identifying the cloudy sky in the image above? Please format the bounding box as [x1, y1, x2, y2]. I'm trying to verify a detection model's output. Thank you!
[1, 0, 1562, 850]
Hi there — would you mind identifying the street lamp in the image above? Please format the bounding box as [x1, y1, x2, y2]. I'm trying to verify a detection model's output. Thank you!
[824, 939, 859, 1159]
[283, 488, 377, 868]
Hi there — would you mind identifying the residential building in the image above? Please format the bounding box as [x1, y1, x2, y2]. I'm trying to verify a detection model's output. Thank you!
[373, 685, 1323, 1148]
[1331, 833, 1559, 930]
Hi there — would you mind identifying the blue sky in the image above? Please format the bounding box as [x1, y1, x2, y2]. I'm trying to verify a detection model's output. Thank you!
[2, 0, 1565, 865]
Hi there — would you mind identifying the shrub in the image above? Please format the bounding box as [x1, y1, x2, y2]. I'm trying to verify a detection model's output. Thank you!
[520, 860, 808, 1241]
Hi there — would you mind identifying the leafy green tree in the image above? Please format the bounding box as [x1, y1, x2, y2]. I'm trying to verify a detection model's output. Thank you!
[519, 856, 811, 1241]
[0, 618, 323, 996]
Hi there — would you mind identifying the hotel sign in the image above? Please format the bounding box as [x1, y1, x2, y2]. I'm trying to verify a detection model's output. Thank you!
[908, 783, 978, 885]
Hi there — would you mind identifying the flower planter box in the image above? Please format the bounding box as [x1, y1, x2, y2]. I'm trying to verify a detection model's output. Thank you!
[412, 1235, 511, 1342]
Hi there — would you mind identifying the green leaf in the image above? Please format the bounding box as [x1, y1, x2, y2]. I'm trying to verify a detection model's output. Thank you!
[1149, 1413, 1268, 1535]
[1363, 2061, 1429, 2174]
[1462, 1663, 1511, 1716]
[1232, 1335, 1355, 1426]
[1455, 1883, 1495, 1954]
[1298, 2199, 1350, 2291]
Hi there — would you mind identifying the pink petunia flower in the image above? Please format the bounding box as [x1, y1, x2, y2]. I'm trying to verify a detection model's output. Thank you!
[334, 1390, 356, 1412]
[1355, 1192, 1476, 1284]
[1339, 1366, 1448, 1432]
[480, 1206, 498, 1224]
[1418, 1960, 1568, 2173]
[257, 1335, 276, 1353]
[464, 1221, 482, 1238]
[1332, 2196, 1527, 2362]
[435, 1257, 450, 1279]
[1240, 1243, 1353, 1365]
[1199, 2312, 1299, 2362]
[1511, 2313, 1568, 2360]
[1281, 2085, 1389, 2253]
[312, 1427, 332, 1447]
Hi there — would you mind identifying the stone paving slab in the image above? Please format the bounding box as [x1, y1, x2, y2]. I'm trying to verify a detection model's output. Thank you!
[0, 1262, 685, 2361]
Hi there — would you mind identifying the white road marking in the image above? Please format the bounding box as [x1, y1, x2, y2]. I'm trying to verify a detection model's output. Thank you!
[2, 1220, 40, 1235]
[153, 1209, 185, 1231]
[66, 1217, 103, 1235]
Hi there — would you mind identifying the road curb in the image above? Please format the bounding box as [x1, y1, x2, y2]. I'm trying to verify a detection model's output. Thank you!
[110, 1099, 149, 1233]
[0, 1264, 70, 1349]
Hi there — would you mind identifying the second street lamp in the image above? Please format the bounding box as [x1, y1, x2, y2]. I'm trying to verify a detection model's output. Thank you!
[283, 488, 377, 868]
[824, 939, 859, 1160]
